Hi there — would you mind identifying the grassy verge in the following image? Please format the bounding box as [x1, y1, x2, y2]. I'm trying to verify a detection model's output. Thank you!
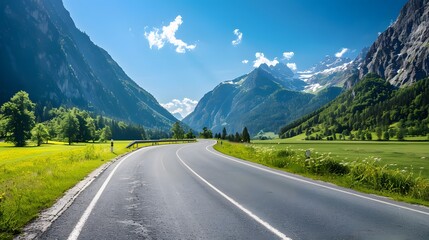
[252, 140, 429, 178]
[0, 141, 148, 240]
[214, 141, 429, 207]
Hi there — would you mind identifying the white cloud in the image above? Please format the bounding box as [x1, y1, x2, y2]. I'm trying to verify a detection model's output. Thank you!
[242, 59, 249, 64]
[282, 51, 295, 60]
[286, 63, 297, 71]
[253, 52, 279, 67]
[335, 48, 349, 58]
[144, 15, 196, 53]
[161, 98, 198, 119]
[232, 29, 243, 46]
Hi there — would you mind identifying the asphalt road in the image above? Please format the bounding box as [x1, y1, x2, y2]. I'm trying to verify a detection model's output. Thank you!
[41, 140, 429, 240]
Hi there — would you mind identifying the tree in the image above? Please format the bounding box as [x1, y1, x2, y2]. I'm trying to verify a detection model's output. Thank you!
[383, 130, 390, 141]
[184, 130, 195, 139]
[31, 123, 49, 146]
[60, 112, 79, 145]
[171, 122, 184, 139]
[200, 127, 213, 139]
[99, 126, 112, 142]
[221, 127, 227, 140]
[0, 91, 36, 146]
[234, 132, 241, 142]
[242, 127, 250, 143]
[397, 127, 405, 141]
[366, 131, 372, 140]
[376, 127, 382, 140]
[86, 117, 97, 142]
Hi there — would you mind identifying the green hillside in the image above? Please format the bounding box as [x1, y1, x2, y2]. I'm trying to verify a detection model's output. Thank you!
[279, 75, 429, 140]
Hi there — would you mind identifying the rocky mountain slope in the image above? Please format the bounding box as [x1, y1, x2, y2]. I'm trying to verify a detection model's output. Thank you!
[183, 64, 341, 135]
[359, 0, 429, 86]
[299, 48, 369, 92]
[0, 0, 176, 129]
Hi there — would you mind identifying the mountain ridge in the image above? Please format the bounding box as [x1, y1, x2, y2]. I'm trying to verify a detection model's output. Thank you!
[0, 0, 176, 129]
[183, 64, 341, 135]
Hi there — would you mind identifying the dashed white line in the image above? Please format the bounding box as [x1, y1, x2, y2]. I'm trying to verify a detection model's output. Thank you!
[205, 140, 429, 216]
[176, 146, 291, 240]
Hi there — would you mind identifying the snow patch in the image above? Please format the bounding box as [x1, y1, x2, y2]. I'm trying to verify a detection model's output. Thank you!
[304, 83, 323, 92]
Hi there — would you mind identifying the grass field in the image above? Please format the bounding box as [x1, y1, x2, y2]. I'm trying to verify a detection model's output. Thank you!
[252, 140, 429, 178]
[0, 140, 153, 239]
[214, 140, 429, 206]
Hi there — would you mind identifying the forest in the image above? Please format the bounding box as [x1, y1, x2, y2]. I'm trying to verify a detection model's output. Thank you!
[0, 91, 169, 146]
[279, 75, 429, 140]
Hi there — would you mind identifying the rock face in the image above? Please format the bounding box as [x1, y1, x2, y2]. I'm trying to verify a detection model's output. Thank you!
[0, 0, 176, 129]
[183, 64, 341, 135]
[359, 0, 429, 87]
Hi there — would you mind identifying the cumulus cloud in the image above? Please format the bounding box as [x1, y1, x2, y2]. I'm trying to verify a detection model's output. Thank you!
[242, 59, 249, 64]
[283, 51, 295, 60]
[253, 52, 279, 68]
[144, 15, 196, 53]
[232, 29, 243, 46]
[286, 63, 297, 71]
[161, 98, 198, 119]
[335, 48, 349, 58]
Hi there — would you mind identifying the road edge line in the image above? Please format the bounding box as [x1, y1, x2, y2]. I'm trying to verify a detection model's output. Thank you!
[206, 141, 429, 216]
[66, 148, 144, 240]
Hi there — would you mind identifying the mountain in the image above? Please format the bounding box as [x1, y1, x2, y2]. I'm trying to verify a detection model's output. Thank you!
[299, 50, 369, 92]
[0, 0, 176, 129]
[279, 0, 429, 139]
[183, 63, 341, 135]
[358, 0, 429, 87]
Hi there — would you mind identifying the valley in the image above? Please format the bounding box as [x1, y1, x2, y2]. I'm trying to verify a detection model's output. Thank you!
[1, 0, 429, 239]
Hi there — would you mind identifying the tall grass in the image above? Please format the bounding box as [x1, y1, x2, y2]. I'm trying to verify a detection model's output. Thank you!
[214, 141, 429, 205]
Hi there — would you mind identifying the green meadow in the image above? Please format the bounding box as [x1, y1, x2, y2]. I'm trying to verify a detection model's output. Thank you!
[0, 141, 138, 239]
[253, 139, 429, 178]
[215, 139, 429, 206]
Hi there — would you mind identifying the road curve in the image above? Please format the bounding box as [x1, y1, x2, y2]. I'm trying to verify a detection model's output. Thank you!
[41, 140, 429, 239]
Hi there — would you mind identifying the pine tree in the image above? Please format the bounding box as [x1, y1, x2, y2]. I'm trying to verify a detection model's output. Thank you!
[242, 127, 250, 143]
[222, 127, 227, 140]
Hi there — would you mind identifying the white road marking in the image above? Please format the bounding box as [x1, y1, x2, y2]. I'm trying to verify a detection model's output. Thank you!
[67, 149, 143, 240]
[205, 141, 429, 216]
[176, 147, 291, 240]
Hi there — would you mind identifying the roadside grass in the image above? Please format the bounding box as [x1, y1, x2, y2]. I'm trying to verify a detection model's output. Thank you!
[0, 141, 145, 240]
[214, 141, 429, 206]
[252, 140, 429, 178]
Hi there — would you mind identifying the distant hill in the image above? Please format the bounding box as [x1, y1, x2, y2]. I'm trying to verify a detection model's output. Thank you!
[183, 64, 341, 135]
[0, 0, 176, 129]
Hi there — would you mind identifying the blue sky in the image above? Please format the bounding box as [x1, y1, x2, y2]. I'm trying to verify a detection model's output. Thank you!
[63, 0, 407, 118]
